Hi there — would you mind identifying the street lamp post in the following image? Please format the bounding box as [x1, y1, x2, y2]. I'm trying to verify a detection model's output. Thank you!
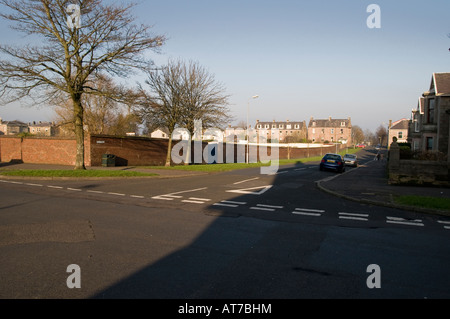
[247, 95, 259, 164]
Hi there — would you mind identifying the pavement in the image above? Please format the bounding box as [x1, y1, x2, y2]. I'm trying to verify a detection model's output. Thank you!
[316, 157, 450, 217]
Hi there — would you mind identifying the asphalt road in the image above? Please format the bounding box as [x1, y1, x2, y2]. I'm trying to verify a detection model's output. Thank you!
[1, 148, 450, 300]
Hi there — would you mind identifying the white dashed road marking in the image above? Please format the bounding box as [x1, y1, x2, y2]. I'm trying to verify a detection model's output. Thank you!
[386, 216, 424, 227]
[438, 220, 450, 230]
[339, 212, 369, 221]
[213, 200, 247, 208]
[233, 178, 260, 185]
[293, 208, 325, 217]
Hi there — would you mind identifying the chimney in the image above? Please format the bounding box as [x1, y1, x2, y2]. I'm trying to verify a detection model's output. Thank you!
[0, 117, 2, 124]
[328, 116, 332, 121]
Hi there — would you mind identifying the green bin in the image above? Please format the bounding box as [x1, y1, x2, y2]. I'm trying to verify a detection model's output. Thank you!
[102, 154, 116, 167]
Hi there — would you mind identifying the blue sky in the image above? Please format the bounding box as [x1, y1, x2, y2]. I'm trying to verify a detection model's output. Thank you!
[1, 0, 449, 132]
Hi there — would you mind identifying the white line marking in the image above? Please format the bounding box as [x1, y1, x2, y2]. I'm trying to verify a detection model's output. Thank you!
[189, 198, 211, 202]
[227, 185, 273, 195]
[295, 208, 326, 213]
[445, 226, 450, 230]
[108, 192, 126, 196]
[438, 220, 450, 225]
[130, 195, 145, 199]
[47, 186, 64, 189]
[67, 188, 82, 192]
[182, 200, 206, 204]
[293, 211, 322, 217]
[213, 203, 239, 208]
[152, 196, 174, 201]
[294, 168, 307, 171]
[339, 216, 369, 221]
[339, 212, 369, 221]
[386, 216, 424, 227]
[164, 195, 183, 199]
[167, 187, 208, 196]
[250, 207, 275, 212]
[256, 204, 284, 209]
[221, 200, 247, 205]
[87, 190, 105, 194]
[26, 183, 43, 187]
[234, 178, 260, 185]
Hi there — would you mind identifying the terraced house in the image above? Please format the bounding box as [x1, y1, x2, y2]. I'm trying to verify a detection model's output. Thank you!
[307, 117, 352, 145]
[409, 72, 450, 154]
[255, 120, 307, 142]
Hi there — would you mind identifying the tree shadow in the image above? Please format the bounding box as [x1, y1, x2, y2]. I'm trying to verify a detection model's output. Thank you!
[89, 157, 363, 299]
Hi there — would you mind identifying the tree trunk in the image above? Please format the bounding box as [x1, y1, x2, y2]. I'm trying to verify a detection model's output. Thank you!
[165, 136, 173, 167]
[73, 96, 86, 170]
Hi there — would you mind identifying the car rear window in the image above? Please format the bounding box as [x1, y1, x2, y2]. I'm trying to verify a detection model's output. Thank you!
[325, 155, 341, 160]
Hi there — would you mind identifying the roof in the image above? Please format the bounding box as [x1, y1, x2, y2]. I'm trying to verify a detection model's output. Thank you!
[29, 121, 55, 127]
[1, 120, 28, 126]
[390, 119, 409, 130]
[308, 117, 352, 128]
[430, 73, 450, 95]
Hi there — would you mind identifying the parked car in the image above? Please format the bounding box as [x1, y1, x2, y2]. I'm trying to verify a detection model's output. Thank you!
[343, 154, 358, 167]
[375, 144, 381, 150]
[356, 144, 366, 148]
[319, 153, 345, 173]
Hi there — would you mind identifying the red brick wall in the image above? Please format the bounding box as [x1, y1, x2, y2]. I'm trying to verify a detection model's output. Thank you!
[90, 135, 170, 166]
[0, 136, 90, 166]
[0, 135, 348, 167]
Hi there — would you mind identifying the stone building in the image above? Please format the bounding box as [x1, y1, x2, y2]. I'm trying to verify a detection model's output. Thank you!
[307, 117, 352, 144]
[408, 72, 450, 154]
[255, 120, 308, 143]
[0, 118, 29, 136]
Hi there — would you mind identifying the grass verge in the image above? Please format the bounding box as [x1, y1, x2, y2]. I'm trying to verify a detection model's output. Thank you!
[393, 195, 450, 211]
[0, 170, 158, 178]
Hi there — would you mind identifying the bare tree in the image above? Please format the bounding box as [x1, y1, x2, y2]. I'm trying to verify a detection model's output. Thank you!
[352, 125, 365, 145]
[376, 125, 388, 146]
[178, 60, 232, 135]
[138, 59, 232, 166]
[53, 75, 140, 136]
[0, 0, 165, 169]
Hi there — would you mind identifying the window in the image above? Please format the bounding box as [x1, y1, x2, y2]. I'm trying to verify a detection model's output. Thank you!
[312, 122, 316, 127]
[426, 137, 434, 151]
[295, 124, 300, 129]
[272, 124, 277, 129]
[279, 125, 284, 129]
[257, 125, 262, 129]
[265, 125, 270, 129]
[331, 129, 334, 134]
[414, 116, 419, 132]
[341, 122, 346, 127]
[340, 129, 344, 134]
[286, 125, 292, 129]
[398, 132, 403, 139]
[428, 99, 435, 124]
[312, 129, 316, 134]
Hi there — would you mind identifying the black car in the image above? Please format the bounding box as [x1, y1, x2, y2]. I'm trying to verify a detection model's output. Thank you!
[319, 153, 345, 173]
